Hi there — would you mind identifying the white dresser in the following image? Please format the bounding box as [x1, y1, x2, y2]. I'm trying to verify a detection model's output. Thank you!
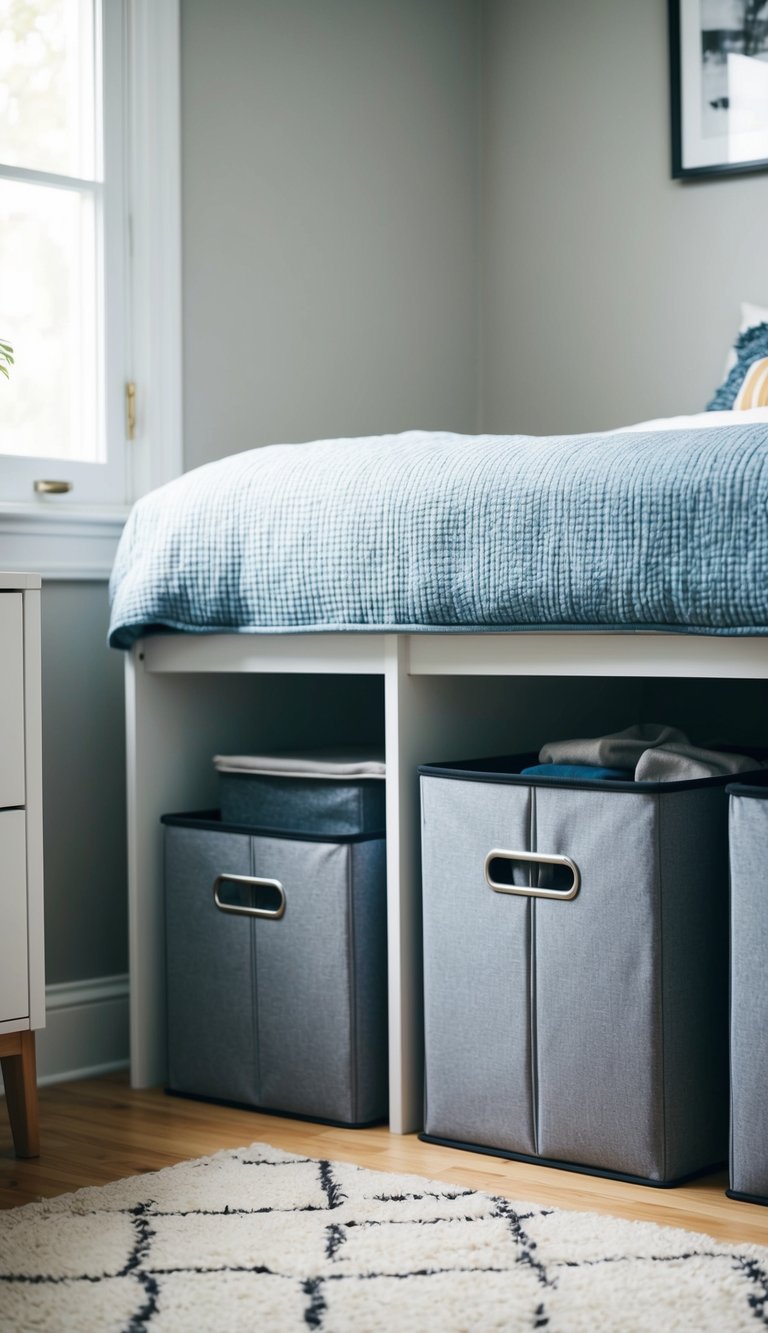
[0, 573, 43, 1157]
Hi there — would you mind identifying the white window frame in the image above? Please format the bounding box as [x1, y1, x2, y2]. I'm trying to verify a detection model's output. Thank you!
[0, 0, 182, 579]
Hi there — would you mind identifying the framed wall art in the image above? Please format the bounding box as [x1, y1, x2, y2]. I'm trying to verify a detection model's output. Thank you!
[669, 0, 768, 177]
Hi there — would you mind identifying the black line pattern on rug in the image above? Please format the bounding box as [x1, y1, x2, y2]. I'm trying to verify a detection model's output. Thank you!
[317, 1265, 551, 1283]
[126, 1270, 159, 1332]
[12, 1189, 492, 1222]
[237, 1158, 314, 1168]
[735, 1255, 768, 1326]
[495, 1197, 554, 1330]
[122, 1202, 159, 1331]
[302, 1276, 326, 1328]
[346, 1213, 505, 1232]
[325, 1223, 347, 1260]
[2, 1255, 743, 1288]
[126, 1204, 332, 1217]
[556, 1250, 742, 1270]
[492, 1197, 553, 1290]
[133, 1264, 283, 1280]
[318, 1161, 346, 1210]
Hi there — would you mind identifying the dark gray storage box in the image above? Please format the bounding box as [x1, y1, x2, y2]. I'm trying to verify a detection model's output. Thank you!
[218, 773, 386, 835]
[163, 812, 388, 1126]
[214, 751, 386, 835]
[419, 754, 738, 1186]
[727, 781, 768, 1205]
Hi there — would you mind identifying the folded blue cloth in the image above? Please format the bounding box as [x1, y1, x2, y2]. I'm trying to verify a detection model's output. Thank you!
[519, 763, 634, 781]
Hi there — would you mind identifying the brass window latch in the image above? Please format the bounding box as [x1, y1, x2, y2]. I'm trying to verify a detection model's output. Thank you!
[33, 480, 73, 495]
[126, 380, 137, 440]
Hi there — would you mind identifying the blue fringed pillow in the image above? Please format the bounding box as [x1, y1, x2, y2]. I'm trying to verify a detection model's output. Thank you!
[708, 321, 768, 410]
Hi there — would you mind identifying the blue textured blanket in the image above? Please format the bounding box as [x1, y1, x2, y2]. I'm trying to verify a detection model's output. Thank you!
[108, 426, 768, 647]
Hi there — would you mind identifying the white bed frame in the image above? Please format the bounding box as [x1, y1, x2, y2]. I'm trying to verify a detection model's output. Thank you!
[126, 630, 768, 1133]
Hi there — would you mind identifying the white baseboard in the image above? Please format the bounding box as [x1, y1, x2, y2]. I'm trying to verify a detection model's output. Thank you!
[0, 974, 130, 1093]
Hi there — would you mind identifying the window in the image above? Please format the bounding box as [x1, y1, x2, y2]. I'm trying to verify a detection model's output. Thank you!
[0, 0, 180, 571]
[0, 0, 127, 504]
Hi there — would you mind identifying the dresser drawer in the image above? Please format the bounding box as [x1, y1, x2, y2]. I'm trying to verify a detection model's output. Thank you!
[0, 808, 29, 1022]
[0, 594, 25, 809]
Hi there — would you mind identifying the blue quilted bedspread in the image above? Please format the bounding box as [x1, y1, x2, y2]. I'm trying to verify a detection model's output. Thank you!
[108, 426, 768, 647]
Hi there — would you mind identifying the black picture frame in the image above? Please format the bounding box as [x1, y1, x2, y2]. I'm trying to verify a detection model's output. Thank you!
[669, 0, 768, 179]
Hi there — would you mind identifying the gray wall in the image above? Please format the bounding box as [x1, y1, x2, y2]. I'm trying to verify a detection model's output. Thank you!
[480, 0, 768, 435]
[181, 0, 481, 469]
[181, 0, 768, 456]
[41, 582, 127, 984]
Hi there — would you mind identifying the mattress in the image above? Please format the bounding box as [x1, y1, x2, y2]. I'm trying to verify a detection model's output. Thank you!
[108, 414, 768, 647]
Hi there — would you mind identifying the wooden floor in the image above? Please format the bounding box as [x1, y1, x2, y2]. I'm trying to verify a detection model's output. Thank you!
[1, 1072, 768, 1247]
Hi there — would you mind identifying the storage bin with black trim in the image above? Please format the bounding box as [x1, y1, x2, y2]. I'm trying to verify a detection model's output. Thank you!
[162, 811, 388, 1126]
[418, 753, 741, 1186]
[726, 778, 768, 1206]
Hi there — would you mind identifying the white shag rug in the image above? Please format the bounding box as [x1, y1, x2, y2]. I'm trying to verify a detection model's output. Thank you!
[1, 1142, 767, 1332]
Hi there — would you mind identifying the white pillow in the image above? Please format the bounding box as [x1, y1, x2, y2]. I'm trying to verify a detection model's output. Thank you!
[741, 300, 768, 328]
[723, 301, 768, 374]
[618, 407, 768, 432]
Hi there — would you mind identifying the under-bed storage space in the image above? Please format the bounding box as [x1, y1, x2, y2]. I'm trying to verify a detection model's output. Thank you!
[419, 756, 735, 1184]
[126, 646, 768, 1133]
[163, 813, 388, 1126]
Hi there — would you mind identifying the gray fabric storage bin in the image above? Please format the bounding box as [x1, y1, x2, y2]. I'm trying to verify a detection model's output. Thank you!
[727, 781, 768, 1205]
[419, 754, 736, 1186]
[163, 812, 388, 1126]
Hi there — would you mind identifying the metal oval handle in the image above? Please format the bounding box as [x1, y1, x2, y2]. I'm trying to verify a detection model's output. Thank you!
[484, 848, 580, 901]
[212, 873, 286, 919]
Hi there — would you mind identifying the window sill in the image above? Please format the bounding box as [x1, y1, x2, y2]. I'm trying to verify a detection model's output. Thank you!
[0, 502, 130, 580]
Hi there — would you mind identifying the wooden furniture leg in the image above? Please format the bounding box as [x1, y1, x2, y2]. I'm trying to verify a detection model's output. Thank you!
[0, 1031, 40, 1158]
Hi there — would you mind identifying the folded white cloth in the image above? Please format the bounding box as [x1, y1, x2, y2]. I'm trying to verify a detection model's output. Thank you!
[540, 723, 759, 782]
[213, 746, 386, 779]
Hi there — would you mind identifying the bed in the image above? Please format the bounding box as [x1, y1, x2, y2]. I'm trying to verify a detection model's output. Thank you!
[109, 409, 768, 649]
[113, 406, 768, 1131]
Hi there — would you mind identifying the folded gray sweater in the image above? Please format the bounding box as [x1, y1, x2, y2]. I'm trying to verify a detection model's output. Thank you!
[539, 723, 759, 782]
